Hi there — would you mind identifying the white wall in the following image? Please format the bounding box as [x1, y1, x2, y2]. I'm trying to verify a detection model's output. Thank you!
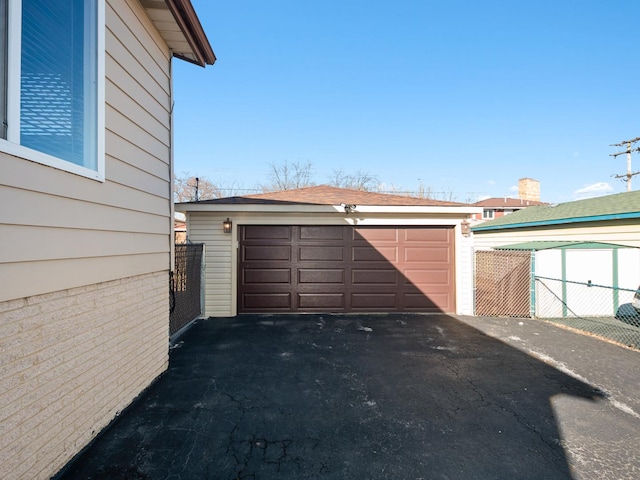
[473, 219, 640, 250]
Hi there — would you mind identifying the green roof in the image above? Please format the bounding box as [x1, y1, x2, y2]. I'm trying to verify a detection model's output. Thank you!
[495, 241, 631, 251]
[473, 190, 640, 232]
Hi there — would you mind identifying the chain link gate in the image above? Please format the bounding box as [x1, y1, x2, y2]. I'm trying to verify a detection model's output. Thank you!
[170, 243, 204, 336]
[474, 250, 533, 317]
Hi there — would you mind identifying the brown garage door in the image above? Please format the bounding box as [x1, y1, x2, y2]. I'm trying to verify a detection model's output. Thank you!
[239, 225, 455, 313]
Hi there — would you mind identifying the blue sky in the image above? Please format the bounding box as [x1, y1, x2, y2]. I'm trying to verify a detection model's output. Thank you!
[172, 1, 640, 204]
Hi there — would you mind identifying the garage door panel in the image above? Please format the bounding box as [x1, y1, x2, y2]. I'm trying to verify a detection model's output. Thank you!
[352, 269, 397, 285]
[404, 293, 442, 310]
[300, 226, 345, 241]
[243, 245, 291, 262]
[243, 225, 291, 241]
[242, 293, 291, 310]
[403, 268, 451, 286]
[244, 268, 291, 284]
[404, 228, 451, 242]
[298, 268, 344, 284]
[354, 228, 398, 242]
[352, 245, 398, 262]
[351, 293, 398, 309]
[404, 246, 451, 263]
[298, 293, 344, 309]
[299, 245, 344, 261]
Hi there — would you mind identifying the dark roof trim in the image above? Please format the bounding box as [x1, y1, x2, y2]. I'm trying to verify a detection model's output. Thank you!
[472, 211, 640, 232]
[165, 0, 216, 66]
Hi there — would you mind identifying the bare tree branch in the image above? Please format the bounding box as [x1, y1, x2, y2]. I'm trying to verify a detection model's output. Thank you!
[329, 169, 378, 191]
[261, 160, 315, 192]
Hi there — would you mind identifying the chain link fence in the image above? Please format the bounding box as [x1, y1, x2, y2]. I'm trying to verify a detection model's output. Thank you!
[474, 250, 640, 351]
[170, 243, 204, 337]
[535, 276, 640, 350]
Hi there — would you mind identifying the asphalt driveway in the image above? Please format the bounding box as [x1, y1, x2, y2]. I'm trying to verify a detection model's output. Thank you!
[57, 314, 640, 479]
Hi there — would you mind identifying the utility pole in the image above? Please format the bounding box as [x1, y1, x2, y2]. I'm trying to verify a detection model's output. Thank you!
[194, 177, 199, 201]
[610, 137, 640, 191]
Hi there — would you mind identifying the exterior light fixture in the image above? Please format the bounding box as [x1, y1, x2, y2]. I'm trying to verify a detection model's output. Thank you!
[460, 220, 471, 237]
[222, 218, 232, 234]
[340, 203, 357, 214]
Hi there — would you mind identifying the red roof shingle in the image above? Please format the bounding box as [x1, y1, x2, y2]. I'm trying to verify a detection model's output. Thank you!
[190, 185, 466, 207]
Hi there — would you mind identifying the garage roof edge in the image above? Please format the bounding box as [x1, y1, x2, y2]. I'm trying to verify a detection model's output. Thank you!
[494, 241, 634, 250]
[175, 204, 482, 214]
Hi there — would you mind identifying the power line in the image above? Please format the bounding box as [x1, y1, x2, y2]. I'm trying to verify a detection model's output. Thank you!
[610, 137, 640, 191]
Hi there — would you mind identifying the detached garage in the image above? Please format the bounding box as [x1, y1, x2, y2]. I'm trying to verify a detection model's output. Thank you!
[176, 186, 480, 317]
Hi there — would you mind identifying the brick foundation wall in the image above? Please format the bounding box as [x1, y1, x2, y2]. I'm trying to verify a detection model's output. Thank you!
[0, 271, 169, 480]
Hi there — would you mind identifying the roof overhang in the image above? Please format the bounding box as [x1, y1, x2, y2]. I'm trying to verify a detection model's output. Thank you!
[141, 0, 216, 67]
[472, 211, 640, 232]
[494, 241, 634, 251]
[175, 203, 482, 215]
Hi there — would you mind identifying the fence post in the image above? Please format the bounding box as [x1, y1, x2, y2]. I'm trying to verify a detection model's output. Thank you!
[529, 250, 536, 318]
[200, 242, 206, 318]
[561, 250, 568, 318]
[612, 248, 619, 315]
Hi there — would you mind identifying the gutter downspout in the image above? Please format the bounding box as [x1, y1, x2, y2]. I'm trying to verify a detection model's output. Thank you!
[169, 56, 176, 303]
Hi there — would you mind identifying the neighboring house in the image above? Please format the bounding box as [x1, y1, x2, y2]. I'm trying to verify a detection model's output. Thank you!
[472, 178, 547, 222]
[472, 190, 640, 249]
[472, 197, 548, 222]
[176, 185, 481, 317]
[0, 2, 214, 479]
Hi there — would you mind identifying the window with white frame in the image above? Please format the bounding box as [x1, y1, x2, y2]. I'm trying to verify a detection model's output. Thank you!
[483, 209, 494, 219]
[0, 0, 104, 180]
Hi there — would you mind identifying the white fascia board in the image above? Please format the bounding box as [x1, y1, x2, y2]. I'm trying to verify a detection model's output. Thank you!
[175, 203, 483, 215]
[351, 206, 482, 215]
[175, 204, 338, 214]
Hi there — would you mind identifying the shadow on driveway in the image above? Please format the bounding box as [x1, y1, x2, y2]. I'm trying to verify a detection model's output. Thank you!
[57, 314, 606, 479]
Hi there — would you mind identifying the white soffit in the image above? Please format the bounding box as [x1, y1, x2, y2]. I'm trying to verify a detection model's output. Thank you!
[141, 0, 215, 66]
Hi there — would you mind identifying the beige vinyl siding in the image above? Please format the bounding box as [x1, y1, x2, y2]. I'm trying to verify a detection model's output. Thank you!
[0, 0, 173, 303]
[473, 219, 640, 250]
[185, 211, 476, 317]
[188, 213, 235, 317]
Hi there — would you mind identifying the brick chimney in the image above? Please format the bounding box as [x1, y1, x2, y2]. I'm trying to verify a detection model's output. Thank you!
[518, 178, 540, 202]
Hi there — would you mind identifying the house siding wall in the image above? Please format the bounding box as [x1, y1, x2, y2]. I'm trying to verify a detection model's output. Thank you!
[0, 0, 172, 303]
[186, 212, 475, 317]
[473, 220, 640, 250]
[0, 1, 173, 478]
